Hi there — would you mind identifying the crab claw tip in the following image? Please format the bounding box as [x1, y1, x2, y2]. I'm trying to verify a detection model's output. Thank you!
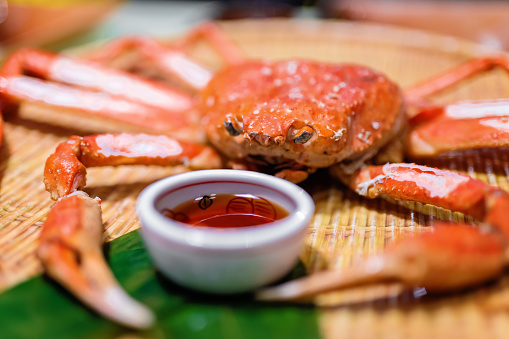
[104, 287, 156, 329]
[255, 279, 313, 302]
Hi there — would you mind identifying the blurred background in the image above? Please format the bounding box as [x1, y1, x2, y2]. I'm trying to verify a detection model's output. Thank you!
[0, 0, 508, 53]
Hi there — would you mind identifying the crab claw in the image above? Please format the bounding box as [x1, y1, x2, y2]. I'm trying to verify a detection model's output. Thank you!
[37, 192, 155, 328]
[256, 224, 506, 302]
[259, 163, 509, 303]
[44, 133, 222, 200]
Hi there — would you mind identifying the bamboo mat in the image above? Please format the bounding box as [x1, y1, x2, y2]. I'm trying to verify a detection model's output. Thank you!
[1, 19, 509, 338]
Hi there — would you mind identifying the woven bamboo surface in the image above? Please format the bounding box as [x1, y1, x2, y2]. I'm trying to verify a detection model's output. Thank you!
[1, 19, 509, 338]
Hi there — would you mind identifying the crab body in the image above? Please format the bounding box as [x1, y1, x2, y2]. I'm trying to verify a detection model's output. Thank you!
[202, 60, 404, 170]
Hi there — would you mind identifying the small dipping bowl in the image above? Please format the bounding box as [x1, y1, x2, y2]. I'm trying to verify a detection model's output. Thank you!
[136, 169, 314, 294]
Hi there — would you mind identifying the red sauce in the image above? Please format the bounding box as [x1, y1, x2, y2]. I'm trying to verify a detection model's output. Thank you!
[162, 193, 289, 228]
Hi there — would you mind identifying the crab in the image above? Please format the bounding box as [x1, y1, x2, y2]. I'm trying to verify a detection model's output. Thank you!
[1, 22, 509, 328]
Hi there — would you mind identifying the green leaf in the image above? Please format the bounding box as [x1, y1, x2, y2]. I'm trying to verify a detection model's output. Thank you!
[0, 231, 320, 339]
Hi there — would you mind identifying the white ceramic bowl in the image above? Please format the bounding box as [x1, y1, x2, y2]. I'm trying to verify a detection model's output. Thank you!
[136, 169, 314, 294]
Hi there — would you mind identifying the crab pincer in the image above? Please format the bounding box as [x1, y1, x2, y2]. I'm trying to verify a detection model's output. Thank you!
[257, 164, 509, 304]
[38, 192, 155, 329]
[40, 133, 222, 327]
[43, 133, 222, 200]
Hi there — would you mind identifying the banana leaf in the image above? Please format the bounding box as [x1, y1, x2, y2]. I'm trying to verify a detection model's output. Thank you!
[0, 230, 320, 339]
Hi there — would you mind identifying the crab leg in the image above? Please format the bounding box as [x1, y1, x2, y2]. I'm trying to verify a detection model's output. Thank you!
[87, 23, 244, 66]
[257, 224, 506, 302]
[0, 48, 202, 138]
[85, 37, 214, 91]
[345, 164, 509, 237]
[407, 99, 509, 157]
[0, 75, 199, 135]
[38, 192, 154, 329]
[0, 47, 193, 110]
[402, 55, 509, 157]
[86, 23, 244, 91]
[257, 164, 509, 302]
[44, 133, 222, 200]
[404, 55, 509, 100]
[40, 133, 222, 326]
[172, 22, 245, 65]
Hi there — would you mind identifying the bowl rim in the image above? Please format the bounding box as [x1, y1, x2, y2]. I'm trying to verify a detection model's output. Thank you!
[136, 169, 314, 250]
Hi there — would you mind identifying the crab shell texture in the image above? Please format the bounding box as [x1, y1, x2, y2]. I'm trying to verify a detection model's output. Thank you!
[201, 59, 406, 168]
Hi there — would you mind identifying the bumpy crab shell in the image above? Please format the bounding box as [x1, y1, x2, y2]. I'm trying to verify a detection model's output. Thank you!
[201, 60, 406, 168]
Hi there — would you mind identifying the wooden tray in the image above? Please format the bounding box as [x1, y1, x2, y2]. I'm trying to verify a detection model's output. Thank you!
[1, 19, 509, 338]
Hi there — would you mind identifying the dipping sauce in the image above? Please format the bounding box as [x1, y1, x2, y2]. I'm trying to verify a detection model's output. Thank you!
[162, 193, 289, 228]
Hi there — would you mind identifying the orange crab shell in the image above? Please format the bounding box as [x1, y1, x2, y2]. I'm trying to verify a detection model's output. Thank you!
[201, 60, 406, 168]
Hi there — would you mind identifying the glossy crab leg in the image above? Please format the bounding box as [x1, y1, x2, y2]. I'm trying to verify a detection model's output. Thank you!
[85, 36, 214, 91]
[257, 224, 506, 302]
[404, 55, 509, 100]
[44, 133, 222, 200]
[0, 48, 203, 138]
[407, 99, 509, 157]
[38, 192, 155, 328]
[0, 75, 200, 138]
[346, 163, 509, 236]
[0, 47, 193, 111]
[172, 22, 245, 65]
[87, 23, 244, 66]
[257, 163, 509, 302]
[86, 23, 244, 90]
[39, 134, 221, 326]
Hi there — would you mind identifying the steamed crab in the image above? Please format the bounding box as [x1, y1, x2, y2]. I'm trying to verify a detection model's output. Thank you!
[1, 22, 509, 328]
